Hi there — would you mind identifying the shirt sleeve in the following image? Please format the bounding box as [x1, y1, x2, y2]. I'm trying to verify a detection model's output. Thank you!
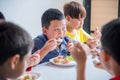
[32, 37, 45, 53]
[79, 28, 90, 43]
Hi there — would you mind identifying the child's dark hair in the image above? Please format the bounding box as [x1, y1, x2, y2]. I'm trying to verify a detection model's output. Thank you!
[63, 1, 86, 19]
[0, 12, 5, 20]
[101, 18, 120, 65]
[41, 8, 65, 29]
[0, 21, 33, 65]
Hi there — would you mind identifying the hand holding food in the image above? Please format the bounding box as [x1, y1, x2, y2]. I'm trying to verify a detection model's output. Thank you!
[70, 42, 90, 64]
[28, 50, 41, 67]
[91, 27, 101, 40]
[66, 39, 74, 52]
[43, 38, 57, 52]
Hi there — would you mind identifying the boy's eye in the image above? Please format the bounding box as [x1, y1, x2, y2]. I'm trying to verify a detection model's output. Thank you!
[54, 28, 59, 31]
[54, 27, 66, 32]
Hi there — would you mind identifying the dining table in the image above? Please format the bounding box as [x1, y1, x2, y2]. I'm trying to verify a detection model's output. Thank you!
[31, 55, 111, 80]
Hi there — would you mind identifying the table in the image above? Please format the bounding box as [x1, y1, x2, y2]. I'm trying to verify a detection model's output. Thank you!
[31, 55, 111, 80]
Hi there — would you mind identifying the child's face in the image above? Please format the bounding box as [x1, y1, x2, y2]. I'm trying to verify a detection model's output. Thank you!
[66, 14, 85, 30]
[98, 50, 109, 71]
[43, 19, 66, 40]
[69, 17, 84, 30]
[9, 50, 32, 79]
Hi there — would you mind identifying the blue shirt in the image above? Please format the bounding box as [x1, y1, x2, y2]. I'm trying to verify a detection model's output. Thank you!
[32, 34, 71, 63]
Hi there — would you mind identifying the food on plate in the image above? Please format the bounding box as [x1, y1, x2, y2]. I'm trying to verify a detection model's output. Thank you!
[18, 72, 40, 80]
[50, 56, 76, 66]
[20, 75, 31, 80]
[66, 56, 74, 61]
[53, 56, 69, 64]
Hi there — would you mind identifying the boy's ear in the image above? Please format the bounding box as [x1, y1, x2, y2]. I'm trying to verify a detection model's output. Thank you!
[66, 15, 71, 21]
[9, 54, 20, 69]
[102, 50, 110, 62]
[42, 27, 47, 35]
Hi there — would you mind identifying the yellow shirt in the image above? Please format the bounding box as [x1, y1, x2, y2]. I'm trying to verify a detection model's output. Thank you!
[66, 28, 90, 43]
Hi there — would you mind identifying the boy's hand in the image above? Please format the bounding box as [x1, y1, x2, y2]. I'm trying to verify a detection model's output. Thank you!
[92, 51, 104, 69]
[43, 39, 57, 52]
[66, 39, 74, 52]
[92, 27, 101, 40]
[86, 38, 97, 49]
[28, 50, 41, 67]
[70, 42, 90, 65]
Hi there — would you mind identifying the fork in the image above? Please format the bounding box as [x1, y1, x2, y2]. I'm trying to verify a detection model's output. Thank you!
[63, 54, 67, 59]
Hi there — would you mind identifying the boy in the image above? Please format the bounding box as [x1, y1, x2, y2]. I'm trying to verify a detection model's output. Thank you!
[70, 18, 120, 80]
[0, 12, 40, 72]
[0, 21, 33, 80]
[63, 1, 90, 42]
[63, 1, 101, 49]
[32, 8, 72, 63]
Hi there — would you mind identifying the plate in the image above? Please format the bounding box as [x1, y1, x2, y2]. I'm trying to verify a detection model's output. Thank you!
[49, 57, 76, 66]
[18, 72, 40, 80]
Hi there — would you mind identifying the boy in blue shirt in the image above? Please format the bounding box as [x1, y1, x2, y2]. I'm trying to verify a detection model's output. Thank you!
[32, 8, 72, 63]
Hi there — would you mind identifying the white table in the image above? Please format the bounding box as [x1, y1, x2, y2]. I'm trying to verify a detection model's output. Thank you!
[31, 55, 111, 80]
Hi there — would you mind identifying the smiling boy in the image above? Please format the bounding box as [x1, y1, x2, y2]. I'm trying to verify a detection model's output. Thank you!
[32, 8, 72, 63]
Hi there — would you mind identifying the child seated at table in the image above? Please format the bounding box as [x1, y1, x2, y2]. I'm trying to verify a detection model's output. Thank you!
[32, 8, 73, 63]
[63, 1, 101, 49]
[0, 21, 34, 80]
[70, 18, 120, 80]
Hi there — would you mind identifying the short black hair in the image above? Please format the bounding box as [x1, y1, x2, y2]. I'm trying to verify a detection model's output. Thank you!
[41, 8, 65, 28]
[0, 12, 5, 20]
[101, 18, 120, 65]
[0, 21, 33, 65]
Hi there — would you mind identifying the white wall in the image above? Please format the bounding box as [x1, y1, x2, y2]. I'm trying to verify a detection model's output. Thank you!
[0, 0, 83, 38]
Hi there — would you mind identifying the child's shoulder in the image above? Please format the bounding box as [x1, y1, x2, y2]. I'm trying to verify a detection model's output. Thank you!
[0, 77, 5, 80]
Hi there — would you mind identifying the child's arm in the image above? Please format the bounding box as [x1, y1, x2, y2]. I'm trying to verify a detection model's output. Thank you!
[26, 50, 41, 71]
[38, 38, 57, 61]
[28, 50, 41, 67]
[66, 39, 74, 52]
[28, 38, 57, 66]
[91, 27, 101, 40]
[86, 27, 101, 49]
[70, 42, 90, 80]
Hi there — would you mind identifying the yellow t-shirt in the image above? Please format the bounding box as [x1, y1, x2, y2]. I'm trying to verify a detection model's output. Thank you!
[66, 28, 90, 43]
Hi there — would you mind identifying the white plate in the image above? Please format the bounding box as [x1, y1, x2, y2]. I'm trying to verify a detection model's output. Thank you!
[49, 57, 76, 66]
[18, 72, 40, 80]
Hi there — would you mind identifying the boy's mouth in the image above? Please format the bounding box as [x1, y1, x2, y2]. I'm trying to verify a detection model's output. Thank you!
[56, 38, 63, 43]
[78, 26, 82, 29]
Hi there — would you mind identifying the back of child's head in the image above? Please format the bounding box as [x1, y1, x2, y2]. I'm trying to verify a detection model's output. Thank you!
[63, 1, 86, 19]
[0, 21, 33, 65]
[101, 18, 120, 65]
[0, 12, 5, 20]
[41, 8, 65, 29]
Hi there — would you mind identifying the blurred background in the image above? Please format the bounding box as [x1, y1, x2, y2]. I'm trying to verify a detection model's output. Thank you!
[0, 0, 82, 38]
[0, 0, 119, 38]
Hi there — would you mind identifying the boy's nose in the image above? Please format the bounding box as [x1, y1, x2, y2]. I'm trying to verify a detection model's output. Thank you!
[57, 32, 64, 38]
[59, 30, 63, 34]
